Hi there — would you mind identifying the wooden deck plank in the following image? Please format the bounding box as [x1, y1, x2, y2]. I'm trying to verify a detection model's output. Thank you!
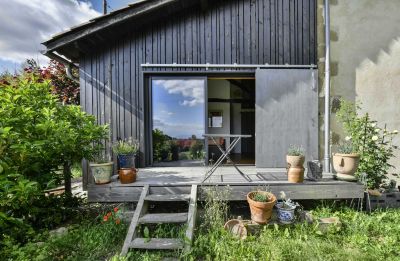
[145, 194, 190, 202]
[130, 238, 183, 250]
[88, 167, 365, 202]
[139, 213, 188, 224]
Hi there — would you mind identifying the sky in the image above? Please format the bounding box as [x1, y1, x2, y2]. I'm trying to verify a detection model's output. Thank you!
[152, 79, 205, 139]
[0, 0, 136, 73]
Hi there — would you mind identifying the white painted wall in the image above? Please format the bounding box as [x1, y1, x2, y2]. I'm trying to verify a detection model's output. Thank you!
[207, 79, 231, 148]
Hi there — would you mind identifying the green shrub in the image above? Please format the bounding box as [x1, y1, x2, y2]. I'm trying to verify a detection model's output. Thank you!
[337, 99, 398, 189]
[0, 68, 107, 247]
[0, 73, 107, 188]
[2, 209, 127, 261]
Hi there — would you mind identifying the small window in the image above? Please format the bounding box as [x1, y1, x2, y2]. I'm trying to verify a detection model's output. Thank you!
[208, 111, 223, 128]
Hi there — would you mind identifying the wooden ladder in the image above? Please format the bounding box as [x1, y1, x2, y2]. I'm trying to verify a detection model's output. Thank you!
[121, 184, 198, 255]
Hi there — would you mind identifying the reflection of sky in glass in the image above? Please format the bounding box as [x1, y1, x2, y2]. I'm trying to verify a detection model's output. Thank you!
[152, 79, 205, 139]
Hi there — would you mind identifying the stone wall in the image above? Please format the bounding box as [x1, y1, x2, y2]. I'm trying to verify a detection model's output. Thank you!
[317, 0, 400, 175]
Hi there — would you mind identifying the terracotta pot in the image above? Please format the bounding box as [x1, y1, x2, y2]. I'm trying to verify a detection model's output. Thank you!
[287, 167, 304, 183]
[90, 162, 113, 184]
[246, 191, 276, 224]
[332, 153, 360, 176]
[118, 168, 137, 184]
[224, 219, 247, 240]
[286, 155, 305, 168]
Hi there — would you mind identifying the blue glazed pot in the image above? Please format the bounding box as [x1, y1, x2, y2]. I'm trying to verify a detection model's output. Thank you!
[117, 154, 136, 169]
[276, 203, 296, 224]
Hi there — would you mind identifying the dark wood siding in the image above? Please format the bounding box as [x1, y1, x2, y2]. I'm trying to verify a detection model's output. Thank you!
[80, 0, 317, 185]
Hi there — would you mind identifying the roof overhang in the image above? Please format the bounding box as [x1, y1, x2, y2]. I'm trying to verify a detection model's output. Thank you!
[42, 0, 204, 63]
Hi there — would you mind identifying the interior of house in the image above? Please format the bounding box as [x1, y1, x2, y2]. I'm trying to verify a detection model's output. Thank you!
[207, 78, 255, 165]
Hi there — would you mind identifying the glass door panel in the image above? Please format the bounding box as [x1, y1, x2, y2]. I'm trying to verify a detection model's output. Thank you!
[152, 77, 206, 166]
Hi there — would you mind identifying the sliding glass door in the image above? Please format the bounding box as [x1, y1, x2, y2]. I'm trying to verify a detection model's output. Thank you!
[151, 77, 206, 166]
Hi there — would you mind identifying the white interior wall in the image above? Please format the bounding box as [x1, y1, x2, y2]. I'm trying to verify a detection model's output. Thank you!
[207, 80, 230, 149]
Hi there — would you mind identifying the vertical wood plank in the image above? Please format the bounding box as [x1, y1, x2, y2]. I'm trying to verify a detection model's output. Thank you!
[79, 0, 317, 170]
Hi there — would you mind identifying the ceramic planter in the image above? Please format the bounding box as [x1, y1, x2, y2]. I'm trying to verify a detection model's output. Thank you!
[332, 153, 360, 181]
[118, 168, 137, 184]
[90, 162, 113, 184]
[246, 191, 276, 224]
[276, 203, 296, 224]
[117, 154, 136, 169]
[286, 155, 305, 168]
[287, 167, 305, 183]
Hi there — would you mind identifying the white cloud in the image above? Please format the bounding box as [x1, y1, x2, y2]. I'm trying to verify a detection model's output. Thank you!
[0, 0, 100, 65]
[154, 79, 205, 107]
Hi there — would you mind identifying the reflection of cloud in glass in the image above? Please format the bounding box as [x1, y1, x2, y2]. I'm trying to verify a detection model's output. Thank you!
[153, 79, 204, 107]
[161, 110, 175, 116]
[154, 118, 203, 139]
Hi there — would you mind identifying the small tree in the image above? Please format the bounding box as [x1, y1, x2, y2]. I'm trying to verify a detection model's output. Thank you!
[0, 70, 107, 196]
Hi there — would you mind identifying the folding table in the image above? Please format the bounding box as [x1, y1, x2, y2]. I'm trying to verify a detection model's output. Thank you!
[202, 134, 252, 182]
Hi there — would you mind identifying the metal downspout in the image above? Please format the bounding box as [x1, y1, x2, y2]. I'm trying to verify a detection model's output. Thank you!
[324, 0, 331, 172]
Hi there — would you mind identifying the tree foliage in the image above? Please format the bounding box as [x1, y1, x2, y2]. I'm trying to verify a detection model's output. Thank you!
[0, 72, 108, 187]
[0, 64, 107, 246]
[25, 59, 80, 105]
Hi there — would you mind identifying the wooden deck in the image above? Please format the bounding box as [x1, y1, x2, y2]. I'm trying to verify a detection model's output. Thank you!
[87, 166, 365, 202]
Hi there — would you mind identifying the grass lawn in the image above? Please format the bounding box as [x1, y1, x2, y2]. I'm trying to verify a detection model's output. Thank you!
[3, 202, 400, 261]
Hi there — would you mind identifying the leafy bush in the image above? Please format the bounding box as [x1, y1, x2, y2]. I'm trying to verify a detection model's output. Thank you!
[0, 172, 83, 247]
[337, 99, 398, 189]
[2, 209, 127, 261]
[0, 65, 107, 247]
[0, 72, 108, 189]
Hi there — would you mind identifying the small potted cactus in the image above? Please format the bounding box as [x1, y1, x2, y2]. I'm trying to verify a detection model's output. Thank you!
[332, 141, 359, 181]
[246, 190, 276, 224]
[276, 191, 299, 224]
[286, 145, 305, 183]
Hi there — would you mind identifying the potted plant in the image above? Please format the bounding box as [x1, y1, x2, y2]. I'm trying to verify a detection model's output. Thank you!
[247, 190, 276, 224]
[89, 153, 114, 184]
[112, 138, 139, 169]
[286, 145, 305, 183]
[276, 191, 299, 224]
[332, 142, 360, 181]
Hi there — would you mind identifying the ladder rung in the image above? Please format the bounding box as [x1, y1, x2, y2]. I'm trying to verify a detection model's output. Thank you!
[139, 213, 188, 224]
[145, 194, 190, 202]
[130, 238, 184, 250]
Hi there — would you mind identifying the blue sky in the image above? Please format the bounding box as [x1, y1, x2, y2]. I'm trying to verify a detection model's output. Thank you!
[0, 0, 138, 73]
[152, 79, 205, 139]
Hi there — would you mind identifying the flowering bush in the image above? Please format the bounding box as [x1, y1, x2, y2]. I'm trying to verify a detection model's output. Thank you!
[102, 207, 122, 225]
[336, 99, 398, 189]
